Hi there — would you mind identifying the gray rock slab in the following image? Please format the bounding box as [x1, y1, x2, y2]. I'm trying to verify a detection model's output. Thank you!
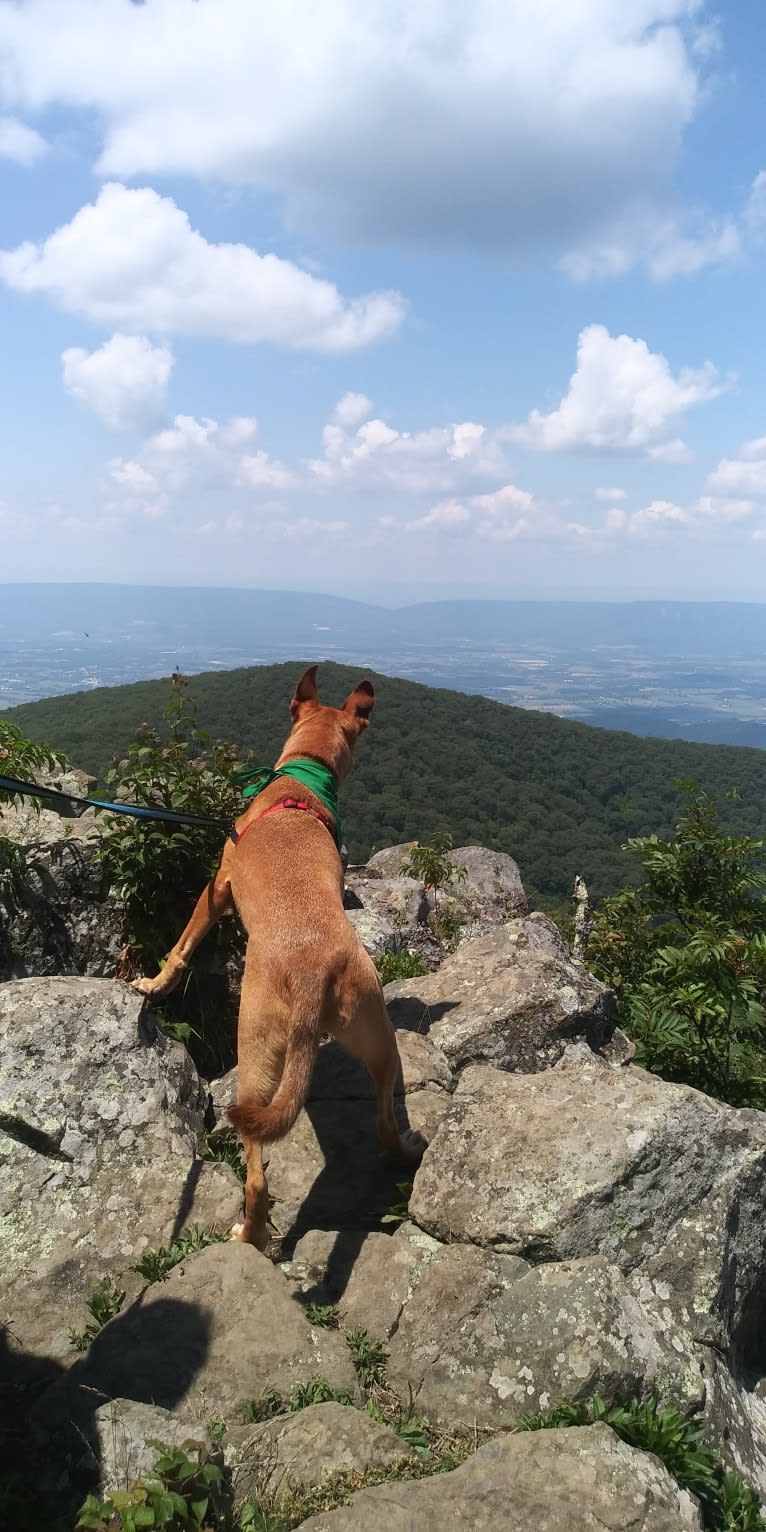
[34, 1242, 358, 1434]
[385, 1247, 702, 1427]
[409, 1064, 766, 1368]
[385, 920, 615, 1073]
[293, 1423, 703, 1531]
[89, 1397, 214, 1495]
[227, 1401, 414, 1500]
[0, 977, 242, 1359]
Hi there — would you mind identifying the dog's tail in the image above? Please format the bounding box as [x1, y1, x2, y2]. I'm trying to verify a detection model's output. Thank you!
[228, 1023, 317, 1145]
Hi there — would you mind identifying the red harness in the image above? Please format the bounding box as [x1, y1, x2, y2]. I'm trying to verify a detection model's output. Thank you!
[231, 797, 338, 850]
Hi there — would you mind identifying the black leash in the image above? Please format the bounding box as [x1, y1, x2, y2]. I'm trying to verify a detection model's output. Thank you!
[0, 774, 231, 831]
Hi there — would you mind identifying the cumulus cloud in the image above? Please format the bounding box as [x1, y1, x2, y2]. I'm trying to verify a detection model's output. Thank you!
[107, 412, 293, 519]
[407, 499, 472, 534]
[509, 324, 725, 455]
[628, 494, 754, 535]
[61, 333, 173, 431]
[310, 396, 506, 493]
[0, 183, 405, 352]
[0, 0, 714, 264]
[708, 437, 766, 499]
[0, 115, 46, 165]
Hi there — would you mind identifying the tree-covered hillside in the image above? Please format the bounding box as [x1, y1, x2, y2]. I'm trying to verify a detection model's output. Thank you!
[6, 661, 766, 903]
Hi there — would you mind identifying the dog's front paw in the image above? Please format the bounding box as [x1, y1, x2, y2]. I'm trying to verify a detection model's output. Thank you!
[130, 975, 164, 1003]
[398, 1127, 427, 1162]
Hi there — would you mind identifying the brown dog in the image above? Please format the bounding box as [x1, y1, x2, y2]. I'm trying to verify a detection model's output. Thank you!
[132, 664, 424, 1248]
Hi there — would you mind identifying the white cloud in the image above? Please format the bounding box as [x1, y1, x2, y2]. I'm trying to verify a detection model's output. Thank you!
[107, 412, 295, 519]
[510, 324, 725, 455]
[61, 333, 173, 431]
[0, 1, 710, 262]
[708, 438, 766, 499]
[0, 183, 405, 352]
[331, 392, 373, 429]
[238, 452, 296, 491]
[310, 400, 505, 493]
[628, 493, 754, 535]
[595, 486, 627, 502]
[407, 499, 472, 533]
[0, 115, 46, 165]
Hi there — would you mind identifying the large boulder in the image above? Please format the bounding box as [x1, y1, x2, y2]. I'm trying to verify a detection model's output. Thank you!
[385, 918, 615, 1073]
[293, 1423, 703, 1531]
[408, 1061, 766, 1361]
[34, 1242, 357, 1433]
[0, 838, 122, 980]
[0, 977, 242, 1363]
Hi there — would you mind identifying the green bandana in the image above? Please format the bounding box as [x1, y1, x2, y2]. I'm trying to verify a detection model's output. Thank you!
[233, 757, 342, 846]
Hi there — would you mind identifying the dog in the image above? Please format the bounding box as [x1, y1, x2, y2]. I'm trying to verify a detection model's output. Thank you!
[132, 664, 425, 1248]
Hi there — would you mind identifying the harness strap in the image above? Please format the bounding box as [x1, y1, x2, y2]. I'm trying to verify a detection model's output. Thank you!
[231, 797, 339, 851]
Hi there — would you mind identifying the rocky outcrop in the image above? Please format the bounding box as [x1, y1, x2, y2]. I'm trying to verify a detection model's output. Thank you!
[3, 837, 766, 1525]
[385, 916, 616, 1072]
[0, 978, 242, 1363]
[293, 1423, 703, 1531]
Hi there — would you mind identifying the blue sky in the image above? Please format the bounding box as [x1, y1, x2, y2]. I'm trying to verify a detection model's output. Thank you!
[1, 0, 765, 600]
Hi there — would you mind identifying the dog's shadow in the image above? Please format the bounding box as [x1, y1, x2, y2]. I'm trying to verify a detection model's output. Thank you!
[272, 1016, 457, 1307]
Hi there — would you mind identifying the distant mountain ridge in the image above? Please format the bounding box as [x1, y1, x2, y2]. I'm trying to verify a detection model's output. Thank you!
[7, 659, 766, 906]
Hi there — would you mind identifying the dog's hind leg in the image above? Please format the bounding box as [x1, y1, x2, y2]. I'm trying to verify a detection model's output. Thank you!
[131, 850, 236, 1002]
[334, 976, 426, 1163]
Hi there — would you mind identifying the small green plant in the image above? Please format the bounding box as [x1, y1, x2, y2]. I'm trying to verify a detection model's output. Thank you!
[203, 1126, 246, 1184]
[133, 1226, 227, 1284]
[242, 1387, 286, 1425]
[241, 1375, 352, 1425]
[381, 1179, 413, 1228]
[427, 903, 463, 951]
[345, 1328, 388, 1390]
[77, 1439, 227, 1530]
[69, 1276, 126, 1352]
[374, 950, 428, 985]
[518, 1394, 765, 1531]
[304, 1302, 340, 1329]
[401, 831, 467, 916]
[287, 1376, 353, 1411]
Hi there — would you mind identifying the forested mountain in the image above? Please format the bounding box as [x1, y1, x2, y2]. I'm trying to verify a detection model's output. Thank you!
[6, 661, 766, 904]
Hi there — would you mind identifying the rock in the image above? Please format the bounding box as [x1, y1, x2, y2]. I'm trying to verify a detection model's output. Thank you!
[227, 1402, 414, 1500]
[344, 870, 428, 949]
[34, 1242, 357, 1433]
[364, 845, 418, 880]
[209, 1065, 238, 1126]
[335, 1223, 443, 1338]
[293, 1423, 703, 1530]
[439, 846, 528, 925]
[0, 977, 242, 1362]
[88, 1397, 214, 1495]
[385, 920, 615, 1073]
[344, 907, 397, 957]
[409, 1064, 766, 1371]
[0, 838, 123, 981]
[384, 1247, 702, 1427]
[0, 765, 99, 846]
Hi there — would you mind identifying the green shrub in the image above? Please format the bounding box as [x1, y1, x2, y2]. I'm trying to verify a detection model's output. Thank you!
[97, 674, 245, 974]
[374, 950, 428, 985]
[401, 831, 466, 915]
[586, 783, 766, 1108]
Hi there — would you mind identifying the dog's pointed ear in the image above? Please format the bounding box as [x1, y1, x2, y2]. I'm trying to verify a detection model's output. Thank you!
[290, 664, 320, 719]
[342, 678, 375, 728]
